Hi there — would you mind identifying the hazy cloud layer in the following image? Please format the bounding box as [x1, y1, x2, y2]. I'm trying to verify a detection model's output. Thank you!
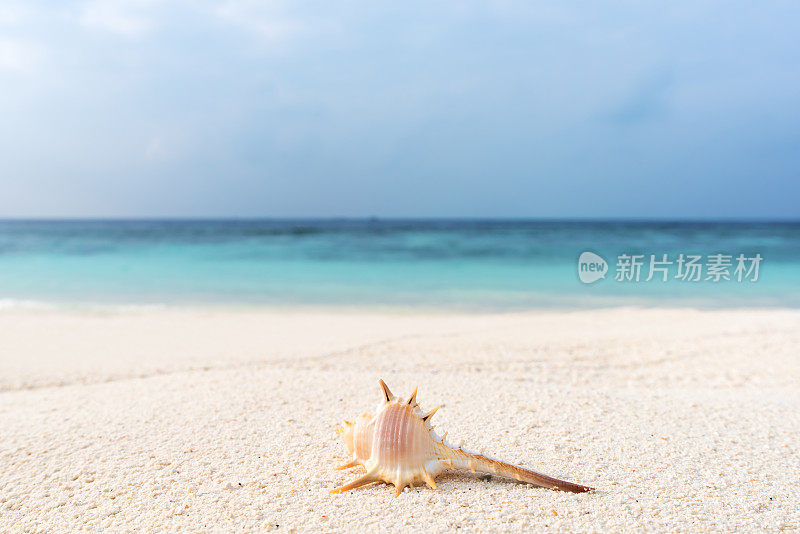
[0, 1, 798, 217]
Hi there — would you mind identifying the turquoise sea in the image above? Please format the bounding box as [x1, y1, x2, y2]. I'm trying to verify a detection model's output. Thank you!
[0, 220, 797, 309]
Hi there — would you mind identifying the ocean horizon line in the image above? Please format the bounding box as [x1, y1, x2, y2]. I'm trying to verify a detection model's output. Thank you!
[1, 216, 799, 224]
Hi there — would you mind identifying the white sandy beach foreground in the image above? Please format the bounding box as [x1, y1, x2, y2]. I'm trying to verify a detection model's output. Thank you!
[1, 306, 799, 532]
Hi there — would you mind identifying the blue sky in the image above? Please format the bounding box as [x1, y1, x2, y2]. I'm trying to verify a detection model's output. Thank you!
[0, 1, 798, 218]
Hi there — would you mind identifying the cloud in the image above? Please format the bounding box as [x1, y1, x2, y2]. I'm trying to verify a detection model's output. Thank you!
[1, 0, 799, 218]
[606, 69, 674, 125]
[80, 0, 159, 37]
[145, 136, 169, 160]
[212, 0, 332, 45]
[0, 3, 24, 25]
[0, 38, 41, 73]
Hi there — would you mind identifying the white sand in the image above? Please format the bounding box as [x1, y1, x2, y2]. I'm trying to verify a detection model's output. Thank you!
[1, 306, 798, 532]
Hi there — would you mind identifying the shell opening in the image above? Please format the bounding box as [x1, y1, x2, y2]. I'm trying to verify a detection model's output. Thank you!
[336, 420, 356, 455]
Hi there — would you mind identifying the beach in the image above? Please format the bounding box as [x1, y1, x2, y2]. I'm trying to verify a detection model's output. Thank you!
[1, 306, 798, 532]
[4, 0, 799, 529]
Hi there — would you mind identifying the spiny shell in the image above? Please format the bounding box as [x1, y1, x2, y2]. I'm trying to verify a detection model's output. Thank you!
[332, 380, 594, 496]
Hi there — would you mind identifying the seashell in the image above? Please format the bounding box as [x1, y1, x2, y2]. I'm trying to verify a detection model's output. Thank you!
[332, 379, 594, 496]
